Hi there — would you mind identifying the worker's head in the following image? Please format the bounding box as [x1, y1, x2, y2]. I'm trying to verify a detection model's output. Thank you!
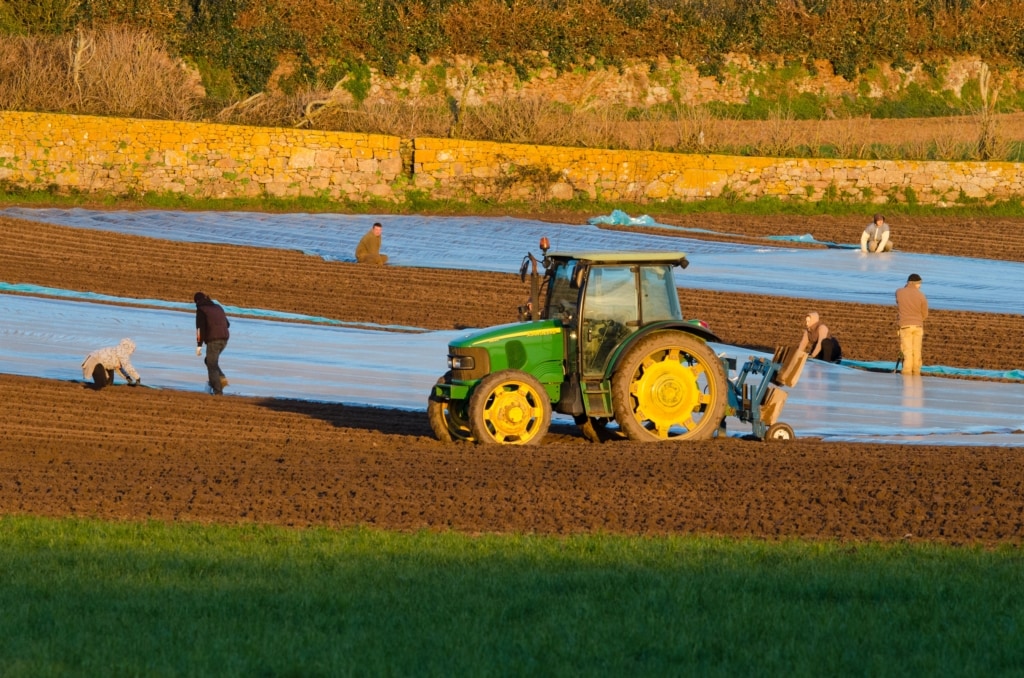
[119, 338, 136, 354]
[907, 273, 922, 285]
[873, 214, 884, 224]
[805, 312, 819, 328]
[194, 292, 209, 304]
[372, 222, 382, 234]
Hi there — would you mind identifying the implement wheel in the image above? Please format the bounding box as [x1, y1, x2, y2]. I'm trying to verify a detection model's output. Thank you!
[611, 331, 727, 442]
[766, 422, 795, 441]
[469, 370, 551, 445]
[427, 372, 473, 442]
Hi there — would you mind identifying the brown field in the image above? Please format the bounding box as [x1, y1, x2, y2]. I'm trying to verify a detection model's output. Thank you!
[2, 211, 1023, 545]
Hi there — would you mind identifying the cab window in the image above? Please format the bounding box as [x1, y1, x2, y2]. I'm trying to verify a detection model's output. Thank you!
[580, 266, 637, 374]
[544, 260, 579, 320]
[640, 264, 682, 322]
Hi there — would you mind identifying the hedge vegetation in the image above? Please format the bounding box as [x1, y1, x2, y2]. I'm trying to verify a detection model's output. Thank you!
[2, 0, 1023, 100]
[2, 0, 1022, 161]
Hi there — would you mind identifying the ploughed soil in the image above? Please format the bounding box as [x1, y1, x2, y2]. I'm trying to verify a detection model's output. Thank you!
[2, 212, 1023, 545]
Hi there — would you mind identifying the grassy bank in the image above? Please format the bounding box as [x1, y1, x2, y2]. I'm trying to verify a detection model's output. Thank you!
[1, 516, 1021, 676]
[4, 185, 1024, 222]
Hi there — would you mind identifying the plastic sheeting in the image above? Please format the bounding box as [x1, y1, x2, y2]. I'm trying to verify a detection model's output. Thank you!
[0, 293, 451, 409]
[590, 209, 860, 248]
[6, 280, 1017, 381]
[2, 293, 1022, 446]
[5, 206, 1024, 312]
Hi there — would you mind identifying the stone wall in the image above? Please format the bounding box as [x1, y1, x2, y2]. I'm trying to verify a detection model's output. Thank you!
[0, 111, 404, 201]
[2, 110, 1023, 206]
[412, 138, 1024, 206]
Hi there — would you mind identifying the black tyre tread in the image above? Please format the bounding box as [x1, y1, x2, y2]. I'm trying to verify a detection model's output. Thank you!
[427, 372, 473, 443]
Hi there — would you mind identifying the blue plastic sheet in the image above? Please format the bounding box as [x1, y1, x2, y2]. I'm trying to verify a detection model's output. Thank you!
[2, 292, 1022, 446]
[6, 207, 1024, 312]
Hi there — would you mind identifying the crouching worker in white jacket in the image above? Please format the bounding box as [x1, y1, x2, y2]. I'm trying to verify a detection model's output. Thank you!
[81, 338, 141, 390]
[861, 214, 893, 253]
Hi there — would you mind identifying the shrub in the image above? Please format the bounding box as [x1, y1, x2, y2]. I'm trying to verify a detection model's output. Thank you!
[0, 26, 204, 119]
[868, 83, 961, 119]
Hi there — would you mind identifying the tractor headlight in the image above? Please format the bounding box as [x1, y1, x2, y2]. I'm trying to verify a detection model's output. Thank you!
[448, 347, 489, 380]
[448, 354, 475, 370]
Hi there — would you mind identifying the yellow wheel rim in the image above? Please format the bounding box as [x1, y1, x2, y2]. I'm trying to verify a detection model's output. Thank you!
[629, 348, 716, 439]
[481, 381, 544, 443]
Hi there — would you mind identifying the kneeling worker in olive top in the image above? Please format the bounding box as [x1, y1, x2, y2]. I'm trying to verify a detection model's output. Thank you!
[355, 222, 389, 265]
[861, 213, 894, 253]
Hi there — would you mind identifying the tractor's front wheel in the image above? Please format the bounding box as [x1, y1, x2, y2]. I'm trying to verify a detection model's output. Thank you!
[611, 331, 728, 442]
[427, 373, 474, 442]
[469, 370, 551, 445]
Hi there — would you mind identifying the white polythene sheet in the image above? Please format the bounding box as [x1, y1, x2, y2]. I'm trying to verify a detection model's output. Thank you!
[5, 207, 1024, 313]
[3, 293, 1022, 446]
[0, 293, 452, 409]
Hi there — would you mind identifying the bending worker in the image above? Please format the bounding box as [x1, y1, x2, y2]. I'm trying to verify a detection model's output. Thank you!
[81, 337, 141, 389]
[797, 312, 843, 363]
[861, 214, 893, 253]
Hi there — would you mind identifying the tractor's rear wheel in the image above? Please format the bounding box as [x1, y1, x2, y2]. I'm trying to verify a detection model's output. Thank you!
[611, 331, 727, 442]
[427, 373, 473, 442]
[469, 370, 551, 445]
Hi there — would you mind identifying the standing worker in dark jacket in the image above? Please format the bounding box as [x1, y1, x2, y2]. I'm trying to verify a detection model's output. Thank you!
[895, 273, 928, 375]
[355, 222, 388, 265]
[194, 292, 231, 394]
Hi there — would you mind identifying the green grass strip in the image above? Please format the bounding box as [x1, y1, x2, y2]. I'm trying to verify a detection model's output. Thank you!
[0, 516, 1021, 676]
[3, 185, 1024, 220]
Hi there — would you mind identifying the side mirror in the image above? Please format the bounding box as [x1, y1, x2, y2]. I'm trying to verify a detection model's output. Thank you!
[519, 255, 530, 283]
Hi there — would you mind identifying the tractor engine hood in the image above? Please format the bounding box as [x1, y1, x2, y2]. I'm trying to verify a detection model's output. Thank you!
[450, 319, 563, 349]
[447, 319, 565, 385]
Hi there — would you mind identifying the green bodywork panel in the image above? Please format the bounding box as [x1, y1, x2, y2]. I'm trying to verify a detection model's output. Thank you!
[440, 319, 566, 402]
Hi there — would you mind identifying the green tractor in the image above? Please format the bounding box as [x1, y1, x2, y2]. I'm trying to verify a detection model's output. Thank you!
[427, 238, 731, 444]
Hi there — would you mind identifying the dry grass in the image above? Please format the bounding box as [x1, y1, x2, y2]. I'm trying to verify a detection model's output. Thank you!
[0, 26, 203, 120]
[316, 100, 452, 139]
[458, 96, 581, 145]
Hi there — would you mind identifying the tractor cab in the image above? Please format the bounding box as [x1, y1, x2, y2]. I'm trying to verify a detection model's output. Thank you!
[538, 249, 692, 377]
